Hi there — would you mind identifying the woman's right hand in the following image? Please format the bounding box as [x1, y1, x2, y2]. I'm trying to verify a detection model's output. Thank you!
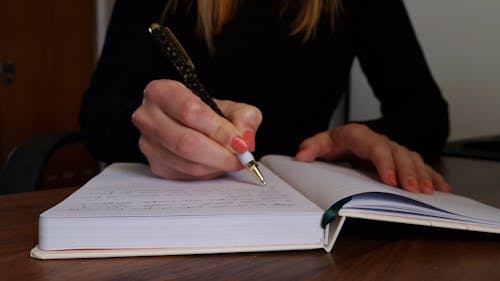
[132, 79, 262, 180]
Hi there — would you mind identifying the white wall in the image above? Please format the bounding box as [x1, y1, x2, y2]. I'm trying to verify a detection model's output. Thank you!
[95, 0, 116, 56]
[349, 0, 500, 141]
[96, 1, 500, 140]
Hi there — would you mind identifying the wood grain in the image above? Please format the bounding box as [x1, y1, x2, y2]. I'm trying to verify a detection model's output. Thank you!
[1, 157, 499, 281]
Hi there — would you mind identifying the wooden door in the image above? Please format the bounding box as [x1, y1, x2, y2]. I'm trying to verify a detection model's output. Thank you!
[0, 0, 100, 188]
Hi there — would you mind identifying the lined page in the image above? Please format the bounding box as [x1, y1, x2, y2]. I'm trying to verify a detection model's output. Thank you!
[42, 163, 322, 218]
[261, 155, 500, 224]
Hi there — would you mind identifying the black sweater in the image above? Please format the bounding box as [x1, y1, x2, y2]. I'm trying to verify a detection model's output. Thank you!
[80, 0, 449, 164]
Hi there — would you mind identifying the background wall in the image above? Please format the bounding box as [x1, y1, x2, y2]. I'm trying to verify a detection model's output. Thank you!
[350, 0, 500, 141]
[95, 0, 116, 56]
[96, 0, 500, 141]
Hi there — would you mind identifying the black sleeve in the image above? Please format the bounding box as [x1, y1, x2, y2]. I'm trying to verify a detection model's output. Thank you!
[79, 0, 168, 164]
[348, 0, 450, 162]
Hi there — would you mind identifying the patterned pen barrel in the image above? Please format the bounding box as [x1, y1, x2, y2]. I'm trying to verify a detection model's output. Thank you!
[148, 23, 266, 185]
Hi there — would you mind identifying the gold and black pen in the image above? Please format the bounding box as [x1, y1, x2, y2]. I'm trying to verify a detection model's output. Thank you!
[148, 23, 266, 185]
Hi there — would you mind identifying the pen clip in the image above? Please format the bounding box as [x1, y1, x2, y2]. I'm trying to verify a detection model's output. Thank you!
[149, 23, 195, 70]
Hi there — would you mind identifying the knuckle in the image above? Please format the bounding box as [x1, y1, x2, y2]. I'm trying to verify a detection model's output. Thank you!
[139, 117, 160, 137]
[342, 123, 370, 143]
[137, 137, 149, 156]
[144, 79, 182, 102]
[150, 125, 162, 139]
[379, 134, 390, 141]
[410, 151, 423, 162]
[369, 141, 387, 159]
[143, 90, 160, 106]
[131, 108, 144, 127]
[212, 121, 231, 144]
[178, 99, 204, 124]
[346, 123, 369, 136]
[392, 145, 408, 156]
[132, 108, 158, 135]
[163, 80, 185, 95]
[143, 80, 163, 100]
[241, 104, 263, 124]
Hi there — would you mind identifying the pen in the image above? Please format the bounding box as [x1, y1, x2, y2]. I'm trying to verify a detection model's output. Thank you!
[148, 23, 266, 185]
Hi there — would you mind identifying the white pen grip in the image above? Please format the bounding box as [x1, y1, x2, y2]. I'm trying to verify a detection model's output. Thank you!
[237, 151, 255, 166]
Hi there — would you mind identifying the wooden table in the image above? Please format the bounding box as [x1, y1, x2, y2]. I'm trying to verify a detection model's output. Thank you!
[1, 156, 499, 281]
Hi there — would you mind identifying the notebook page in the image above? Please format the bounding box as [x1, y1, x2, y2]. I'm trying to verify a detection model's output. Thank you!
[261, 155, 500, 224]
[342, 193, 500, 226]
[42, 162, 322, 218]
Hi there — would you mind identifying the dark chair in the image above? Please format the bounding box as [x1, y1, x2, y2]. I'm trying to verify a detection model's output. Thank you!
[0, 131, 82, 194]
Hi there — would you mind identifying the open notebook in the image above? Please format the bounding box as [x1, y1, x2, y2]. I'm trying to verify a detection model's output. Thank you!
[31, 155, 500, 259]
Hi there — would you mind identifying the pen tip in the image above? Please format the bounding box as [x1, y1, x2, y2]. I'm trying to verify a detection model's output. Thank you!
[247, 161, 266, 186]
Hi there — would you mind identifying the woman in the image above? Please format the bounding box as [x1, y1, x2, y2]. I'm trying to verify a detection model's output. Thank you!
[80, 0, 450, 194]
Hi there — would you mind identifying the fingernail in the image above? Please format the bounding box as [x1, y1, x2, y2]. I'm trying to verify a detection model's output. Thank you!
[387, 172, 398, 186]
[243, 130, 255, 151]
[231, 136, 248, 153]
[407, 177, 419, 192]
[422, 180, 434, 194]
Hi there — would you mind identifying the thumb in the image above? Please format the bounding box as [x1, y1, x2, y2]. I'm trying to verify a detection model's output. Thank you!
[219, 100, 262, 151]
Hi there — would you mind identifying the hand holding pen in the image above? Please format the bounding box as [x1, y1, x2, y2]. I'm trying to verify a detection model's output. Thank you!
[131, 24, 265, 184]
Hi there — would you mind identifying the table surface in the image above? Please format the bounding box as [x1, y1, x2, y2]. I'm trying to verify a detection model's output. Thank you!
[1, 156, 499, 281]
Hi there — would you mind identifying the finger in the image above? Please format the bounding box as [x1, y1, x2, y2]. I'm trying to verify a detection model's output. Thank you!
[143, 80, 244, 152]
[392, 146, 420, 193]
[295, 132, 334, 162]
[243, 130, 256, 152]
[219, 100, 262, 130]
[133, 96, 240, 171]
[295, 138, 321, 162]
[218, 100, 262, 151]
[330, 125, 398, 187]
[409, 152, 435, 194]
[426, 166, 452, 192]
[366, 140, 398, 187]
[328, 124, 385, 161]
[138, 135, 227, 180]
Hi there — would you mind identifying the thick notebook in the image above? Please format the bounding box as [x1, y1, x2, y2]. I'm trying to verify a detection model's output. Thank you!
[31, 155, 500, 259]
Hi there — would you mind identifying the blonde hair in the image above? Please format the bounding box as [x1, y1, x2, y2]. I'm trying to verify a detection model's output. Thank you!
[162, 0, 342, 50]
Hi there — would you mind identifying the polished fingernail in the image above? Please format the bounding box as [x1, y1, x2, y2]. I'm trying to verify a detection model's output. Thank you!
[422, 180, 434, 194]
[407, 177, 419, 192]
[231, 136, 248, 153]
[243, 130, 255, 151]
[387, 172, 398, 186]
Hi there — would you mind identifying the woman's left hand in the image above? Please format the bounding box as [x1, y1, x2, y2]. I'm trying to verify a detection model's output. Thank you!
[295, 123, 451, 194]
